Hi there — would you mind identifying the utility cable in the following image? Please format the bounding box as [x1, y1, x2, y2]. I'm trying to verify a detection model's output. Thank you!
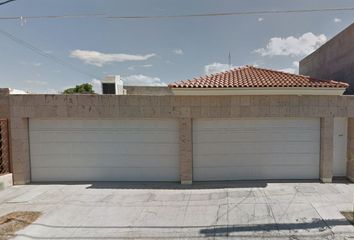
[0, 0, 15, 6]
[0, 28, 101, 79]
[1, 7, 354, 20]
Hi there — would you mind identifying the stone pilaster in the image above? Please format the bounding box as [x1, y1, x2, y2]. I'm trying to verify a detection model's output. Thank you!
[320, 117, 334, 183]
[347, 118, 354, 181]
[179, 118, 193, 184]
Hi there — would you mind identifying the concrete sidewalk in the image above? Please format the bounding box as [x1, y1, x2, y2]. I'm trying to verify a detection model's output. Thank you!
[0, 181, 354, 239]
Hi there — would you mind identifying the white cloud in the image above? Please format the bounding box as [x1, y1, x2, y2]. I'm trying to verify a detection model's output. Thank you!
[279, 68, 296, 74]
[33, 62, 42, 67]
[128, 64, 152, 71]
[91, 79, 102, 94]
[334, 18, 342, 23]
[141, 64, 153, 68]
[70, 50, 156, 67]
[255, 32, 327, 57]
[25, 80, 47, 85]
[293, 61, 299, 68]
[122, 74, 166, 86]
[173, 49, 184, 55]
[258, 17, 264, 22]
[204, 63, 233, 75]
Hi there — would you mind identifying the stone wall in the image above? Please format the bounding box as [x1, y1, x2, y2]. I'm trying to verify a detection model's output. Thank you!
[6, 93, 354, 184]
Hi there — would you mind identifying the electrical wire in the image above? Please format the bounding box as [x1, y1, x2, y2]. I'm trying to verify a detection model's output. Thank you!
[0, 28, 101, 79]
[1, 6, 354, 20]
[108, 7, 354, 19]
[0, 0, 15, 6]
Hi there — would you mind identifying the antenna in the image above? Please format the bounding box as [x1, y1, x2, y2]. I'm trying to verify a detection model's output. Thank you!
[228, 51, 232, 67]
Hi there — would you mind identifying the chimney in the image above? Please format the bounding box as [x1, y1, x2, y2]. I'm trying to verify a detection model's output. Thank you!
[101, 75, 126, 95]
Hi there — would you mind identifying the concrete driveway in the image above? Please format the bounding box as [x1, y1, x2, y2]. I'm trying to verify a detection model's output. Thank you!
[1, 181, 354, 239]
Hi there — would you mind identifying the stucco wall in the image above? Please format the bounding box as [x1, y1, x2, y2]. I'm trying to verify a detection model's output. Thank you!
[300, 23, 354, 94]
[6, 93, 354, 184]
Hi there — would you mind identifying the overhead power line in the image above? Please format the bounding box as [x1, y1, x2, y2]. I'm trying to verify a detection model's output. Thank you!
[0, 0, 15, 6]
[0, 28, 100, 79]
[108, 7, 354, 19]
[1, 7, 354, 20]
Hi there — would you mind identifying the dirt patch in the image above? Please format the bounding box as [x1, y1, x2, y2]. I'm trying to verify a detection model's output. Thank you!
[0, 211, 41, 239]
[341, 211, 354, 225]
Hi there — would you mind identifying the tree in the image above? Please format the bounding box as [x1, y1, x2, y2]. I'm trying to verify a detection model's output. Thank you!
[63, 83, 95, 94]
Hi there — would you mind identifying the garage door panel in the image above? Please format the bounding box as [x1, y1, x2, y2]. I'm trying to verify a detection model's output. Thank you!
[31, 167, 178, 182]
[30, 142, 178, 155]
[193, 118, 320, 181]
[194, 118, 319, 129]
[30, 131, 177, 143]
[31, 154, 179, 168]
[30, 119, 179, 182]
[193, 154, 319, 167]
[194, 142, 319, 155]
[194, 131, 319, 142]
[194, 165, 319, 181]
[30, 119, 175, 129]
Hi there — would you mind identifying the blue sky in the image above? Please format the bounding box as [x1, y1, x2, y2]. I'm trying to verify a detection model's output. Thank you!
[0, 0, 354, 93]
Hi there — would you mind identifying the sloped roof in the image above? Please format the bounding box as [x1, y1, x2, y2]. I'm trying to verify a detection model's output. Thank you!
[169, 66, 348, 89]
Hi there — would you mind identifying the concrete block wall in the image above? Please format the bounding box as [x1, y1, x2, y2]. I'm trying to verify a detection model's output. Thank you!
[4, 93, 354, 184]
[300, 23, 354, 94]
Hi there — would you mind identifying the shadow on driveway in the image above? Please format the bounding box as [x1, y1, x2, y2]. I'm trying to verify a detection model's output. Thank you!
[29, 179, 340, 190]
[11, 218, 350, 239]
[199, 218, 350, 237]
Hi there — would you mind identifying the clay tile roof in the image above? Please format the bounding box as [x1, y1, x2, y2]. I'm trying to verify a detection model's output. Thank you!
[168, 66, 349, 89]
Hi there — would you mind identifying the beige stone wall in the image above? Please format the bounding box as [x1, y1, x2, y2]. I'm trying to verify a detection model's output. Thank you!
[0, 89, 9, 119]
[347, 118, 354, 181]
[6, 93, 354, 184]
[320, 117, 334, 183]
[179, 118, 193, 184]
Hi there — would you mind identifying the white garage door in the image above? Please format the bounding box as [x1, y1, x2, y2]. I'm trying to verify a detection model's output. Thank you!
[30, 119, 179, 182]
[193, 118, 320, 181]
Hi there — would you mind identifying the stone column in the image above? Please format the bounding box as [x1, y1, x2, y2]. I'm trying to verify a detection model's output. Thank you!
[320, 117, 334, 183]
[179, 118, 193, 184]
[10, 117, 31, 184]
[347, 118, 354, 181]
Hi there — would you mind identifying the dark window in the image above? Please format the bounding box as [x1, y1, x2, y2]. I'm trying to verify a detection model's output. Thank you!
[102, 83, 115, 94]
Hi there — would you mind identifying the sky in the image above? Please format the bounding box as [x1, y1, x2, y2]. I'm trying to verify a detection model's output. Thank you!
[0, 0, 354, 93]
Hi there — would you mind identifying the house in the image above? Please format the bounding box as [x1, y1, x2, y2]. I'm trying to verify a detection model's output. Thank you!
[169, 66, 348, 95]
[300, 23, 354, 94]
[1, 66, 354, 185]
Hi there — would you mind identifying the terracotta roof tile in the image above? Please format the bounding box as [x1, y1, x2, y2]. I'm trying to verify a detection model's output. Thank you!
[169, 66, 349, 89]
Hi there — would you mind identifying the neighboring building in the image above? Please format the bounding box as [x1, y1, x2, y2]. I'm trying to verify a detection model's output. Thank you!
[9, 88, 28, 94]
[300, 23, 354, 94]
[101, 75, 126, 95]
[169, 66, 348, 95]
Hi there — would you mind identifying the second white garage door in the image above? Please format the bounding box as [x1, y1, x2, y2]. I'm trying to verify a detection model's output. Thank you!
[30, 119, 179, 182]
[193, 118, 320, 181]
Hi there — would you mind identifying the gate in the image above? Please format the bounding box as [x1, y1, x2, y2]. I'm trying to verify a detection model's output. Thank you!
[0, 120, 10, 174]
